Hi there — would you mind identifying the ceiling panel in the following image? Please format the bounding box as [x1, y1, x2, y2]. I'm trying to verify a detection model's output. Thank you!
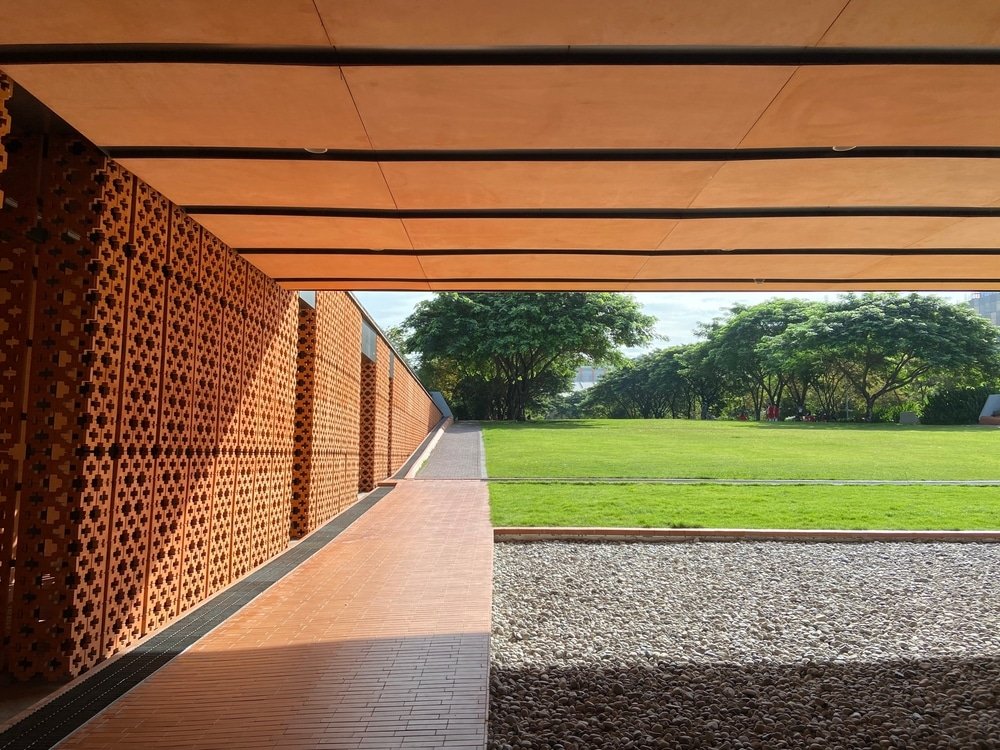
[861, 253, 1000, 279]
[242, 252, 424, 280]
[690, 158, 1000, 208]
[908, 218, 1000, 248]
[297, 280, 432, 290]
[430, 280, 642, 291]
[317, 0, 846, 47]
[346, 66, 793, 149]
[190, 216, 411, 249]
[741, 66, 1000, 148]
[820, 0, 1000, 47]
[381, 161, 721, 209]
[0, 0, 331, 45]
[658, 217, 970, 250]
[635, 253, 885, 280]
[116, 159, 395, 208]
[404, 219, 677, 250]
[2, 64, 370, 148]
[417, 253, 648, 279]
[3, 1, 999, 291]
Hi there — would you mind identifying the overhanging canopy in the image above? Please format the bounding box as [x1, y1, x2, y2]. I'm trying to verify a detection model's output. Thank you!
[3, 0, 1000, 291]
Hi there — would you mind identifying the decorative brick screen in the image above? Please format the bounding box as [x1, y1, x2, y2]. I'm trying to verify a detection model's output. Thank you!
[0, 75, 440, 681]
[358, 337, 391, 491]
[291, 293, 364, 537]
[389, 362, 443, 475]
[0, 78, 298, 679]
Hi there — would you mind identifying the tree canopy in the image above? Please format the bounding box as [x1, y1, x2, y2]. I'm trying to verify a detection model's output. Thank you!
[399, 292, 655, 420]
[575, 293, 1000, 424]
[762, 293, 1000, 421]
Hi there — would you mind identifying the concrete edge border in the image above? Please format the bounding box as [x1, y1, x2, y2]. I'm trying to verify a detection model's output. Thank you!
[493, 527, 1000, 544]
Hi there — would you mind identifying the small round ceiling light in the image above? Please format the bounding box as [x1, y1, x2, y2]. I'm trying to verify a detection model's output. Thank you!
[304, 147, 329, 154]
[831, 145, 857, 152]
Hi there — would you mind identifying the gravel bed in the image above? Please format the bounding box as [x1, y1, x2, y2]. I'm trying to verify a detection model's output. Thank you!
[490, 542, 1000, 750]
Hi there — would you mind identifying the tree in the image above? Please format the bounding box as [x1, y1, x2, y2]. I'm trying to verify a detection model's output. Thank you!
[705, 299, 820, 418]
[399, 293, 655, 420]
[763, 293, 1000, 422]
[647, 347, 696, 419]
[679, 342, 730, 420]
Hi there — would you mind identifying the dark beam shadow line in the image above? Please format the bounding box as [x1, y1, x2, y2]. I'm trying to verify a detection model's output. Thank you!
[103, 146, 1000, 161]
[183, 205, 1000, 219]
[7, 44, 1000, 66]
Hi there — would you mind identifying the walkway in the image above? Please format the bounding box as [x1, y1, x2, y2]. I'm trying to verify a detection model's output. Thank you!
[51, 479, 491, 750]
[416, 423, 486, 480]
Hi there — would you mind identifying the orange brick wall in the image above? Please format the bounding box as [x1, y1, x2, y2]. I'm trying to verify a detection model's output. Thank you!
[358, 337, 392, 491]
[291, 293, 362, 538]
[0, 75, 441, 681]
[389, 357, 443, 474]
[0, 92, 298, 679]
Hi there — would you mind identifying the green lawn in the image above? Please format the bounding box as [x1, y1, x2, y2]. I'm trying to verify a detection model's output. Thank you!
[483, 419, 999, 480]
[489, 482, 1000, 530]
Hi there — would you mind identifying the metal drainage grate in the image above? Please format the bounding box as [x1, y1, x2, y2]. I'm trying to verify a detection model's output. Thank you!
[0, 487, 393, 750]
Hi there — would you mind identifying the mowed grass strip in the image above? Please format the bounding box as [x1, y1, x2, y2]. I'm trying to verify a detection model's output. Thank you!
[489, 483, 1000, 530]
[483, 420, 999, 480]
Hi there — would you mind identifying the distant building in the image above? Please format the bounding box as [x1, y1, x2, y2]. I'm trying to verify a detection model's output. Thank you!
[969, 292, 1000, 326]
[574, 366, 608, 390]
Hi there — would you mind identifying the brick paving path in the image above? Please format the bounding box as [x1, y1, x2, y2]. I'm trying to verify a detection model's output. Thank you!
[417, 423, 486, 480]
[57, 480, 492, 750]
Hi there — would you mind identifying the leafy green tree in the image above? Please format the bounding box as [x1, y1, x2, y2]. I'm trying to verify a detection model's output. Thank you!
[399, 293, 655, 420]
[679, 342, 731, 420]
[647, 347, 696, 418]
[705, 299, 821, 418]
[762, 293, 1000, 422]
[584, 353, 678, 418]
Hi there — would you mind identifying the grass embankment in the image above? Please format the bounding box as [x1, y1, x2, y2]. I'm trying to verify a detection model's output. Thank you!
[483, 420, 998, 480]
[483, 420, 1000, 530]
[489, 482, 1000, 530]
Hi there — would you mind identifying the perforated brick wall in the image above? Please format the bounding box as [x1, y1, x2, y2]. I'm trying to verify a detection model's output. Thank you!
[0, 77, 440, 682]
[389, 361, 443, 474]
[0, 80, 298, 679]
[358, 337, 392, 491]
[291, 293, 364, 538]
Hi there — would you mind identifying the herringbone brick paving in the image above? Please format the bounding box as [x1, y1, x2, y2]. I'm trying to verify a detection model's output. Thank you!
[56, 479, 491, 749]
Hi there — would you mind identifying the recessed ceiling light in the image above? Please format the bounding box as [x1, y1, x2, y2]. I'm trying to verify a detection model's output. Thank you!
[304, 147, 329, 154]
[832, 145, 857, 152]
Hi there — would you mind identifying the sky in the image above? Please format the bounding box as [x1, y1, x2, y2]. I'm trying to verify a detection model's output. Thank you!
[353, 290, 973, 357]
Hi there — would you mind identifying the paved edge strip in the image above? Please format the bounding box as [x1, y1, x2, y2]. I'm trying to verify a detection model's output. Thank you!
[397, 416, 452, 480]
[0, 488, 394, 750]
[494, 527, 1000, 544]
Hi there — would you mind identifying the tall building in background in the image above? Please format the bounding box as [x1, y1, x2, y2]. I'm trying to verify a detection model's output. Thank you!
[969, 292, 1000, 326]
[574, 366, 609, 390]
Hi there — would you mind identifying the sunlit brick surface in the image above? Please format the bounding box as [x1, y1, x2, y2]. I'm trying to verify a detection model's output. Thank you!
[0, 75, 440, 682]
[359, 337, 392, 491]
[0, 86, 299, 679]
[291, 292, 365, 538]
[57, 479, 491, 750]
[390, 359, 443, 474]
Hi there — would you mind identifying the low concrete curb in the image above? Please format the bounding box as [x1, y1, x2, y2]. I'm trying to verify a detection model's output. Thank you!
[493, 527, 1000, 544]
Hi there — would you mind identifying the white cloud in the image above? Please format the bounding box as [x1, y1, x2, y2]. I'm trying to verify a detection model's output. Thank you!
[352, 291, 435, 330]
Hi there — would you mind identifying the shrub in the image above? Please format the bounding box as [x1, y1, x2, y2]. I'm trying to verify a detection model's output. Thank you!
[873, 401, 922, 424]
[922, 385, 997, 425]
